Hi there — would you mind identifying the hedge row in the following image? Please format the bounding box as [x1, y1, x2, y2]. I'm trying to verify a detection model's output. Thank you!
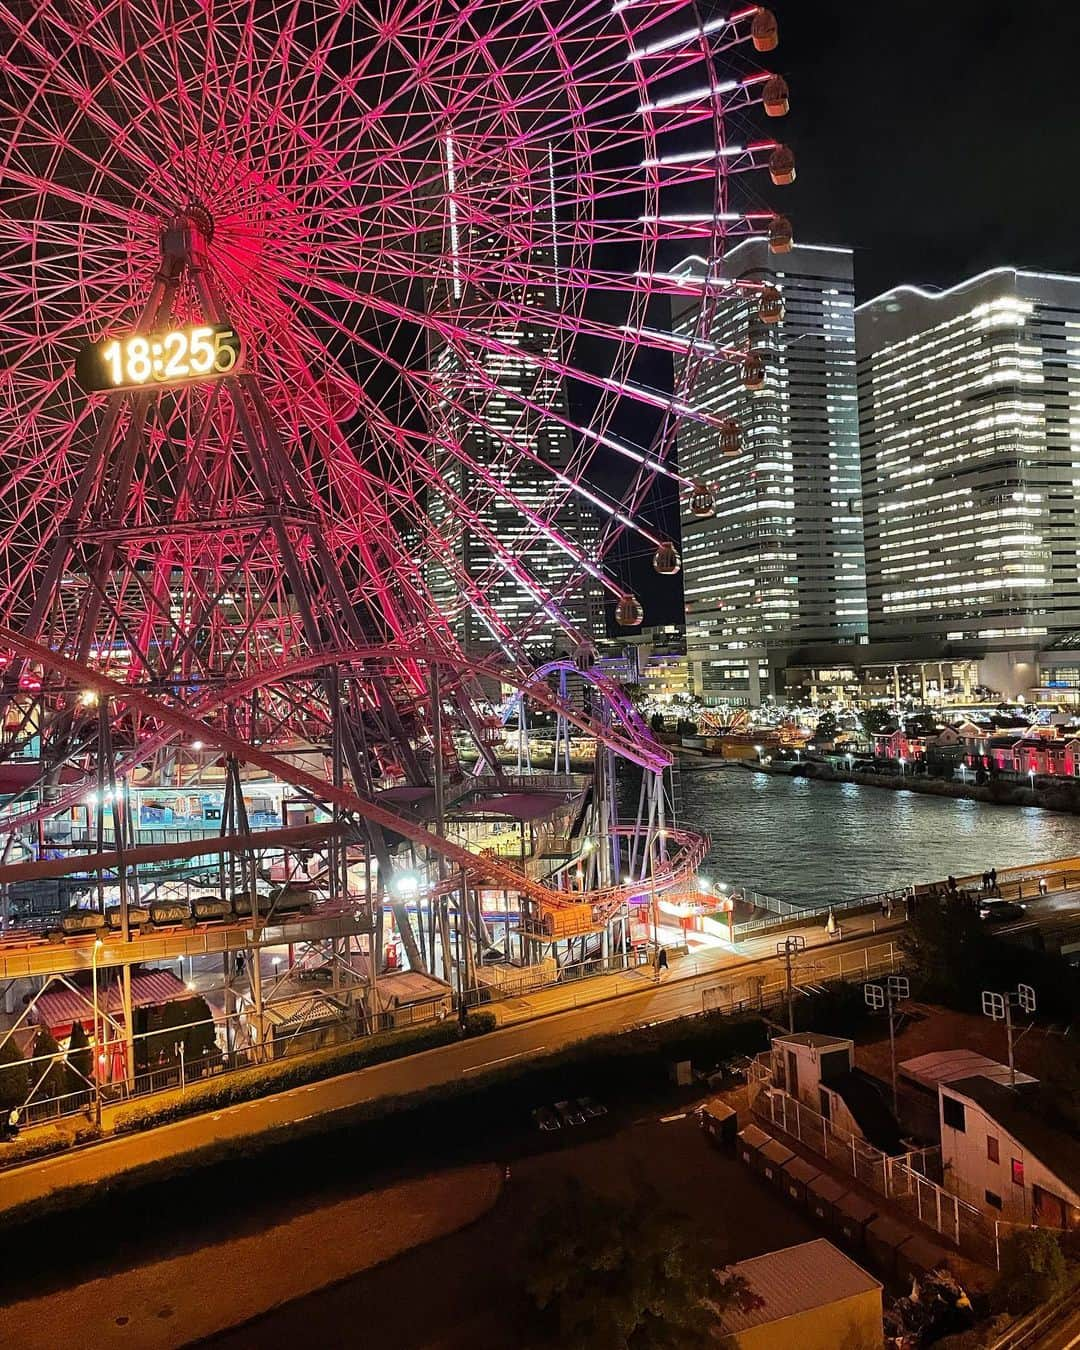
[0, 1120, 100, 1168]
[113, 1011, 497, 1134]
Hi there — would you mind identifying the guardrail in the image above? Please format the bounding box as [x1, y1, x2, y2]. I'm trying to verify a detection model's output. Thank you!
[733, 888, 907, 939]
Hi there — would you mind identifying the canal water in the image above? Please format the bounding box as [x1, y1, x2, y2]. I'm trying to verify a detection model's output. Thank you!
[676, 766, 1080, 906]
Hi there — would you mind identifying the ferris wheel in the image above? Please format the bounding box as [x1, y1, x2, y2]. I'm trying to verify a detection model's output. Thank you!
[0, 1, 792, 846]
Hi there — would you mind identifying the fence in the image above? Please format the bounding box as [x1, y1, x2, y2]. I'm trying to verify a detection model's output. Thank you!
[733, 887, 909, 939]
[747, 1060, 998, 1266]
[699, 940, 902, 1018]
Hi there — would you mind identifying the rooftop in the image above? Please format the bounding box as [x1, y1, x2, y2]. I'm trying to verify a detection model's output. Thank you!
[900, 1049, 1037, 1092]
[945, 1076, 1080, 1197]
[772, 1032, 853, 1051]
[715, 1239, 880, 1336]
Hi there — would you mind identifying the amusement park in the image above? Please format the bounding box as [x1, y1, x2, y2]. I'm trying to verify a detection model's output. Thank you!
[0, 1, 791, 1140]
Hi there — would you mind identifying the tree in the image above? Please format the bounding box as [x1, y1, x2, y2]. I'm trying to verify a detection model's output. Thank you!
[900, 894, 986, 1005]
[860, 706, 894, 737]
[992, 1228, 1066, 1315]
[814, 710, 839, 743]
[526, 1179, 760, 1348]
[0, 1036, 28, 1115]
[66, 1019, 93, 1103]
[29, 1026, 67, 1102]
[139, 996, 219, 1074]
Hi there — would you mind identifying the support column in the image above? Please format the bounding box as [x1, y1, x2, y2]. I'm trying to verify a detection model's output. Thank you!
[248, 944, 264, 1062]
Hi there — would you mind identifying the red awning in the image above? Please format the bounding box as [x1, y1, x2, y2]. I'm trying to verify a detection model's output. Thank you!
[35, 968, 189, 1035]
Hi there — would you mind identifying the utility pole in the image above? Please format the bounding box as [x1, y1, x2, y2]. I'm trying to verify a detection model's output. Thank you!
[777, 935, 805, 1033]
[982, 984, 1036, 1088]
[865, 974, 909, 1115]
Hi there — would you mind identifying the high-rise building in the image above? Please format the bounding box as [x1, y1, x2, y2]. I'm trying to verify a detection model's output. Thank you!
[674, 241, 866, 705]
[857, 269, 1080, 671]
[424, 139, 603, 662]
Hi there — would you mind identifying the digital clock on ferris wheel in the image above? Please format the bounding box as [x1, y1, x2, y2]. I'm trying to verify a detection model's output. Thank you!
[74, 323, 242, 393]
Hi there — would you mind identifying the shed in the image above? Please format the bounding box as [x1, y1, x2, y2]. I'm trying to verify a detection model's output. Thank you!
[698, 1097, 738, 1149]
[806, 1173, 848, 1228]
[780, 1155, 821, 1208]
[737, 1123, 773, 1172]
[897, 1234, 951, 1286]
[715, 1238, 883, 1350]
[866, 1214, 911, 1278]
[758, 1138, 795, 1187]
[834, 1191, 879, 1250]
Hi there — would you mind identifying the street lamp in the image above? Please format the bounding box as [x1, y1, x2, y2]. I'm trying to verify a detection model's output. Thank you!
[91, 936, 104, 1129]
[898, 756, 906, 777]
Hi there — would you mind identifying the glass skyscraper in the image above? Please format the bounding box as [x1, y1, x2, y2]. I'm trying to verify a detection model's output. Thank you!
[673, 241, 867, 705]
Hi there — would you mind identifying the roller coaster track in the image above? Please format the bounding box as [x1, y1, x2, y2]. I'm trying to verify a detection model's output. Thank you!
[0, 629, 704, 922]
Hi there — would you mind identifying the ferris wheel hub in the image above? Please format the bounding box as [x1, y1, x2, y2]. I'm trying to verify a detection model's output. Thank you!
[159, 200, 215, 276]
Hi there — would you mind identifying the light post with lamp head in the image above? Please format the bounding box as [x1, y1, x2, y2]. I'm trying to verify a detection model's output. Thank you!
[91, 936, 104, 1128]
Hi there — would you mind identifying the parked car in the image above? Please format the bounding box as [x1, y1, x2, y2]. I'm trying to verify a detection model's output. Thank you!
[978, 900, 1026, 922]
[577, 1096, 607, 1119]
[532, 1106, 560, 1132]
[554, 1099, 587, 1127]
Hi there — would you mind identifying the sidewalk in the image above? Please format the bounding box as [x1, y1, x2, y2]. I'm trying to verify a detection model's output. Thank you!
[490, 908, 905, 1026]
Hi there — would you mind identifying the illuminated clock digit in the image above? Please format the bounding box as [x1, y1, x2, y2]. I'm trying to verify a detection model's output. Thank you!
[213, 329, 238, 374]
[127, 336, 151, 384]
[189, 325, 215, 375]
[102, 340, 123, 386]
[162, 330, 189, 380]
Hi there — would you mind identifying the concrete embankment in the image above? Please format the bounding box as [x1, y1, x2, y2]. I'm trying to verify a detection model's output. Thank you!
[776, 761, 1080, 815]
[0, 1164, 502, 1350]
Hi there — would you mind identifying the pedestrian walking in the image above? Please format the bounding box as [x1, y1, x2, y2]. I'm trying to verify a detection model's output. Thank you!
[235, 951, 245, 978]
[1039, 876, 1048, 896]
[990, 866, 998, 892]
[981, 870, 990, 892]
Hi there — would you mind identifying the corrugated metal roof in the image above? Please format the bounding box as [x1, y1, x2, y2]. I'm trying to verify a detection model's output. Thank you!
[36, 969, 189, 1032]
[716, 1239, 880, 1335]
[900, 1049, 1036, 1090]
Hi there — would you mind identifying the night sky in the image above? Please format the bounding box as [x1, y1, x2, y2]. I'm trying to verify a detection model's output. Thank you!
[771, 0, 1080, 299]
[624, 0, 1080, 629]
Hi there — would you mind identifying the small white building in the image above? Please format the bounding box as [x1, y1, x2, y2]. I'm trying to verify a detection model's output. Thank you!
[772, 1031, 854, 1112]
[772, 1031, 905, 1154]
[939, 1073, 1080, 1229]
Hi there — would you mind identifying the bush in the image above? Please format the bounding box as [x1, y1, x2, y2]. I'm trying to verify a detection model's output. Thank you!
[113, 1018, 467, 1133]
[992, 1228, 1067, 1315]
[0, 1120, 100, 1168]
[462, 1010, 497, 1038]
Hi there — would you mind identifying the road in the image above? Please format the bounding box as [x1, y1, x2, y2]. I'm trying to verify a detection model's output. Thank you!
[0, 920, 900, 1216]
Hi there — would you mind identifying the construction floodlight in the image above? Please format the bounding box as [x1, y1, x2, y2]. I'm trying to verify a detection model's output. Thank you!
[982, 990, 1006, 1022]
[1017, 983, 1037, 1014]
[888, 975, 910, 1001]
[864, 983, 885, 1011]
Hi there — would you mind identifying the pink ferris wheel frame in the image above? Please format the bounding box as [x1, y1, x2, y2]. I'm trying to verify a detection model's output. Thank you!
[0, 1, 791, 909]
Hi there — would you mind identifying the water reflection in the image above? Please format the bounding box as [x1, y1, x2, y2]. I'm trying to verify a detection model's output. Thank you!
[677, 768, 1080, 905]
